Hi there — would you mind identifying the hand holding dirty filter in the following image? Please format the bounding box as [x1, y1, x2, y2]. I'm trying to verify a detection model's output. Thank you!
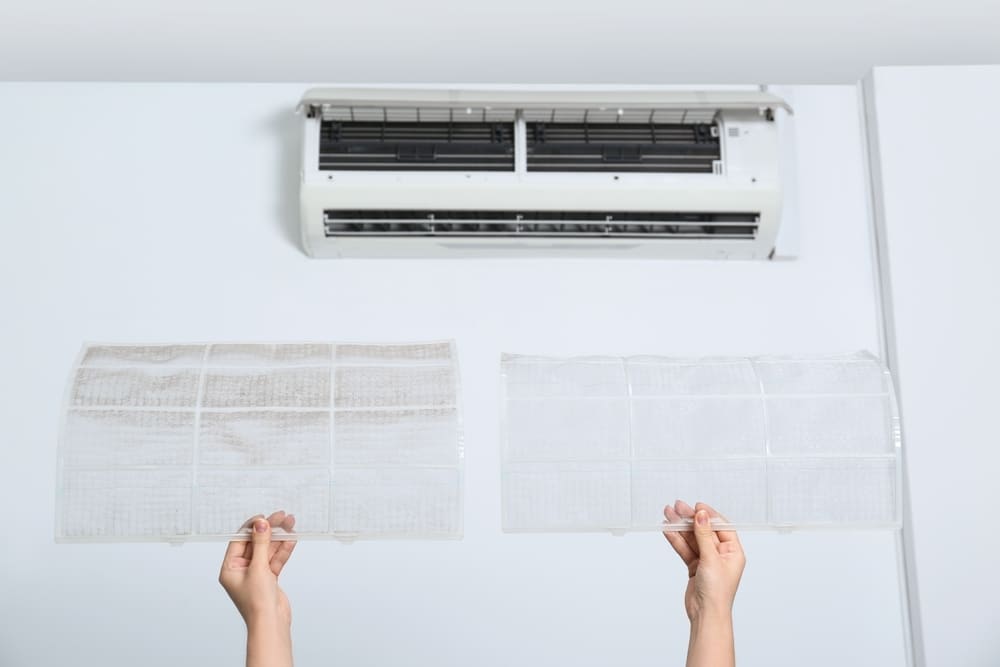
[56, 342, 463, 542]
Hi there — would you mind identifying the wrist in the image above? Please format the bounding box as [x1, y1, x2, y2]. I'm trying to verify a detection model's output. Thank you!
[246, 610, 291, 634]
[245, 613, 293, 667]
[689, 604, 733, 629]
[687, 605, 735, 667]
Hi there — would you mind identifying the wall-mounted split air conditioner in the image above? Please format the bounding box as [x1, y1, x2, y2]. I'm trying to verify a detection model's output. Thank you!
[298, 87, 791, 259]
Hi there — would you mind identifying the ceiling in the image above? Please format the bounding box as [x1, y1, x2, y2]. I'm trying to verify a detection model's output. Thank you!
[1, 0, 998, 83]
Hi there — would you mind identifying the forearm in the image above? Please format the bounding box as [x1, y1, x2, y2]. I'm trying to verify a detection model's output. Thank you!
[246, 615, 293, 667]
[687, 608, 735, 667]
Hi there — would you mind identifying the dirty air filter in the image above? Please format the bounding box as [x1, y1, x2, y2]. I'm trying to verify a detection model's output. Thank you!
[56, 342, 463, 542]
[501, 352, 901, 533]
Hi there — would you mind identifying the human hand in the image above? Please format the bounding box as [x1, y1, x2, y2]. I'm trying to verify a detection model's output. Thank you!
[219, 511, 297, 629]
[662, 500, 745, 623]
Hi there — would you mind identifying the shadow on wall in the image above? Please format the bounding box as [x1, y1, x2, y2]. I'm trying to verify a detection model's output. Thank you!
[264, 107, 302, 253]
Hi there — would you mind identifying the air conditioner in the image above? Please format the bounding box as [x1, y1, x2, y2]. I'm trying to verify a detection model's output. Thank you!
[298, 86, 791, 259]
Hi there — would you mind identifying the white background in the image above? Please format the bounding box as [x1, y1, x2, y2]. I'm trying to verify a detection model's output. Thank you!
[869, 65, 1000, 666]
[0, 83, 907, 666]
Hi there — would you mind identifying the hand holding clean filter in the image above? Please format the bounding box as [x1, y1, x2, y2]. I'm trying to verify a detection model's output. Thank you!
[500, 352, 900, 533]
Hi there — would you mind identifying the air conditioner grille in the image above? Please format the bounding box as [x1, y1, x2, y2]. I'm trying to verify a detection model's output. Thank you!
[526, 122, 720, 173]
[320, 120, 515, 171]
[324, 210, 758, 240]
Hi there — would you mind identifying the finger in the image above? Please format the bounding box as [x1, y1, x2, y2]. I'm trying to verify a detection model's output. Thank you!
[662, 505, 697, 566]
[271, 538, 297, 577]
[721, 541, 742, 555]
[266, 510, 287, 558]
[673, 500, 699, 556]
[249, 518, 271, 570]
[271, 513, 297, 576]
[662, 503, 677, 524]
[695, 502, 741, 545]
[692, 509, 720, 561]
[224, 514, 263, 561]
[694, 501, 722, 519]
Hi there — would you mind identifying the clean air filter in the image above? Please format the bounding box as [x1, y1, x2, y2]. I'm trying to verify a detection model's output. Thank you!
[56, 342, 463, 542]
[501, 352, 900, 533]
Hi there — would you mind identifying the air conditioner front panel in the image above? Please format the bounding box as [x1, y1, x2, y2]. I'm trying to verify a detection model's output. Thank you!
[302, 234, 774, 260]
[299, 87, 793, 115]
[302, 180, 776, 212]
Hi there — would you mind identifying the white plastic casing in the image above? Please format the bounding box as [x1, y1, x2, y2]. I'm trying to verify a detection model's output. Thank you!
[298, 87, 788, 259]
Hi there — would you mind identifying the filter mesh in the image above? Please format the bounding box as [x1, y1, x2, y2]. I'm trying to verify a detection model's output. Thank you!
[501, 352, 900, 533]
[57, 342, 462, 542]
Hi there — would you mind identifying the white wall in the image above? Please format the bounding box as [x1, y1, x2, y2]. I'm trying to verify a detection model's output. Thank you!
[2, 1, 1000, 83]
[0, 83, 905, 666]
[868, 65, 1000, 667]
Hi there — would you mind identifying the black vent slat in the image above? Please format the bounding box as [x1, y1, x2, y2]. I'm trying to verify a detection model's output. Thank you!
[527, 122, 720, 173]
[324, 210, 757, 240]
[320, 120, 514, 171]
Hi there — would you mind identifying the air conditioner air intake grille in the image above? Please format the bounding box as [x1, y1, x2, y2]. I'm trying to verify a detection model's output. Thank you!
[526, 122, 720, 173]
[324, 210, 758, 240]
[319, 120, 515, 171]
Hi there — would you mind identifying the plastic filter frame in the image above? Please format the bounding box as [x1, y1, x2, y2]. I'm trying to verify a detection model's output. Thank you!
[56, 342, 464, 543]
[500, 352, 902, 533]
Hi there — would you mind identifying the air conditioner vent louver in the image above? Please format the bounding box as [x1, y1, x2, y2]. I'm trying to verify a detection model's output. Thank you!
[526, 122, 720, 173]
[319, 120, 515, 171]
[324, 210, 758, 240]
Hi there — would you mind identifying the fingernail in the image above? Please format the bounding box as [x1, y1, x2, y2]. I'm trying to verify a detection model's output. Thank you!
[255, 520, 268, 532]
[696, 510, 708, 526]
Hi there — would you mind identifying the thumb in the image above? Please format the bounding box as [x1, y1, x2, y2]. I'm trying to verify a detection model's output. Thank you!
[692, 510, 719, 561]
[250, 518, 271, 569]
